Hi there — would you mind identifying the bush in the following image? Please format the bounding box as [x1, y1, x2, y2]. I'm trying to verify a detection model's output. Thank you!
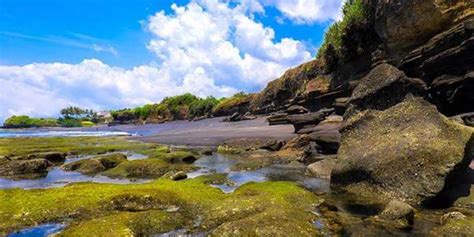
[317, 0, 367, 60]
[189, 96, 219, 118]
[58, 118, 82, 127]
[3, 116, 59, 128]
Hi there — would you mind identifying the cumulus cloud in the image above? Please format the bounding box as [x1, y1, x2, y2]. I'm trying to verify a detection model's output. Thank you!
[0, 59, 236, 120]
[0, 0, 315, 121]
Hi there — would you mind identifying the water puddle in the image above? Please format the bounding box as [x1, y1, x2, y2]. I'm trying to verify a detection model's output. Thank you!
[0, 152, 150, 189]
[66, 151, 148, 163]
[0, 167, 149, 189]
[7, 223, 66, 237]
[188, 154, 330, 193]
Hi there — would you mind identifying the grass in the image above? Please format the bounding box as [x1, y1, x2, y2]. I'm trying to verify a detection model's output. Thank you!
[213, 92, 253, 116]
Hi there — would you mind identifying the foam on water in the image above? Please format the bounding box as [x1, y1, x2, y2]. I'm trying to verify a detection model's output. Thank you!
[0, 129, 130, 138]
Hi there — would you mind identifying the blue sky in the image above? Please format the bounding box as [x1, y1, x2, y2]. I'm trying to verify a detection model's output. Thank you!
[0, 0, 344, 121]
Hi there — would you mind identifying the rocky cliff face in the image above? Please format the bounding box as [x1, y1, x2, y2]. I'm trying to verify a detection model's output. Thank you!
[251, 0, 473, 117]
[252, 0, 474, 210]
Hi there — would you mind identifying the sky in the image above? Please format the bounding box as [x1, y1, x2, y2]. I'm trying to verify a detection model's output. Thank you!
[0, 0, 345, 121]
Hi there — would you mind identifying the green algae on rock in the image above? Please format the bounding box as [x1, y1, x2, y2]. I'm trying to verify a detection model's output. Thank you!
[0, 136, 156, 158]
[103, 159, 196, 179]
[62, 153, 128, 175]
[0, 178, 324, 236]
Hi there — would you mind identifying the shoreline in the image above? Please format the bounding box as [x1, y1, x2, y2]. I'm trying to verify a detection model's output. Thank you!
[0, 116, 297, 146]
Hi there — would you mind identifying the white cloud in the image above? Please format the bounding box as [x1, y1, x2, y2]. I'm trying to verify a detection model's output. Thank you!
[257, 0, 345, 24]
[0, 0, 315, 121]
[0, 59, 236, 120]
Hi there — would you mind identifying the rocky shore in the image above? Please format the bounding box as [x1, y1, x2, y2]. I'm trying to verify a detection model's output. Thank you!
[1, 0, 473, 236]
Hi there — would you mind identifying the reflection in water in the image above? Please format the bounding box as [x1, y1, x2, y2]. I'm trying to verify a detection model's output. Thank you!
[0, 152, 150, 189]
[188, 154, 330, 193]
[0, 167, 149, 189]
[7, 223, 66, 237]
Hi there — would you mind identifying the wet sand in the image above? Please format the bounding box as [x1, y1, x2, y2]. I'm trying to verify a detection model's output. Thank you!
[132, 116, 296, 146]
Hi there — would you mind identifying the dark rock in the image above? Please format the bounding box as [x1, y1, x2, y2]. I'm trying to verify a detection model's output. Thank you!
[282, 134, 311, 150]
[218, 138, 280, 154]
[309, 129, 341, 154]
[347, 63, 427, 114]
[429, 71, 474, 116]
[331, 97, 474, 206]
[306, 156, 336, 179]
[334, 97, 349, 115]
[267, 113, 289, 126]
[0, 159, 51, 177]
[451, 112, 474, 127]
[288, 108, 334, 133]
[286, 105, 308, 115]
[260, 140, 284, 151]
[224, 112, 257, 122]
[12, 152, 67, 162]
[400, 19, 474, 82]
[229, 112, 240, 121]
[376, 200, 415, 229]
[170, 171, 187, 181]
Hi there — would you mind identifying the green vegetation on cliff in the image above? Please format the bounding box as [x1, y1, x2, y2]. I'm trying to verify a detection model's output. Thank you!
[317, 0, 367, 69]
[112, 92, 253, 123]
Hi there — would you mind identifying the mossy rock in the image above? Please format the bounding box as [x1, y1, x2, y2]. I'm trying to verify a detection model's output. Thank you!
[62, 153, 127, 175]
[150, 150, 197, 164]
[102, 159, 195, 179]
[0, 137, 155, 158]
[0, 179, 324, 236]
[430, 214, 474, 236]
[331, 97, 474, 206]
[0, 159, 51, 177]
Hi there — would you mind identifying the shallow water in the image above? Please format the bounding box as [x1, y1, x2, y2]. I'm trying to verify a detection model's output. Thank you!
[0, 129, 131, 138]
[188, 153, 330, 193]
[0, 152, 150, 189]
[0, 167, 149, 189]
[7, 223, 66, 237]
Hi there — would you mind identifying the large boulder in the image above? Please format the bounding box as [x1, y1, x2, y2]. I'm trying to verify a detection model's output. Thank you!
[347, 63, 427, 114]
[331, 97, 473, 206]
